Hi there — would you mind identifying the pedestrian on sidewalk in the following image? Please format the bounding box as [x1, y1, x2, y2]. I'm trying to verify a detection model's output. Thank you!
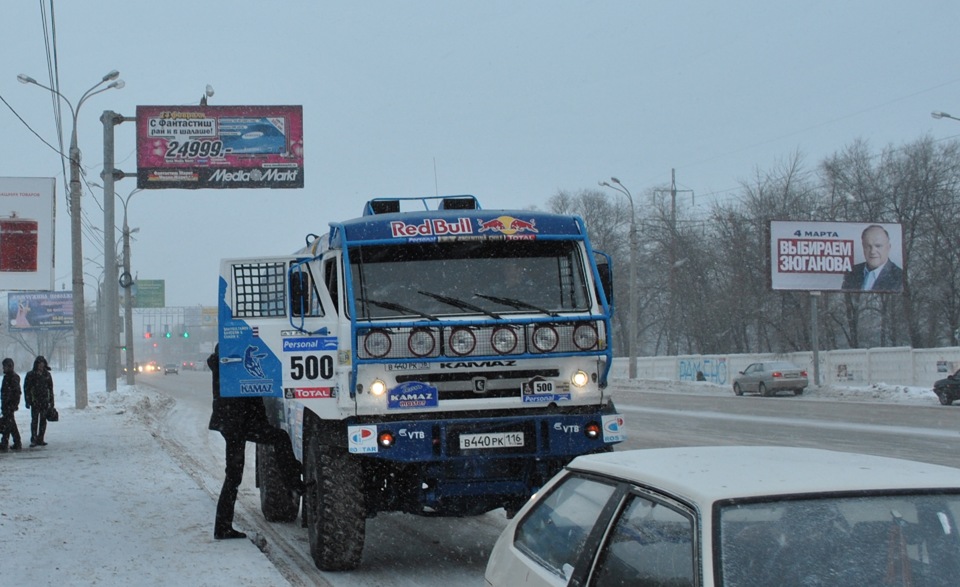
[0, 358, 23, 450]
[208, 344, 304, 540]
[24, 355, 54, 447]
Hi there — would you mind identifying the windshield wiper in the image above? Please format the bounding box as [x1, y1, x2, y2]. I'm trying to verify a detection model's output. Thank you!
[473, 292, 559, 317]
[418, 290, 501, 319]
[364, 298, 438, 321]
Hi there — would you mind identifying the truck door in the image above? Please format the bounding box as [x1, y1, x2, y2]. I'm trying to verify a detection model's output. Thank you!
[217, 256, 337, 398]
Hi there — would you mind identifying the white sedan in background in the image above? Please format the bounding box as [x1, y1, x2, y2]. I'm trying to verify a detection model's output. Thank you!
[732, 361, 808, 397]
[484, 446, 960, 586]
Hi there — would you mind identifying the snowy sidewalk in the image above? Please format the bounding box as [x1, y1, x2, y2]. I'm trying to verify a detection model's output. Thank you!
[0, 385, 290, 586]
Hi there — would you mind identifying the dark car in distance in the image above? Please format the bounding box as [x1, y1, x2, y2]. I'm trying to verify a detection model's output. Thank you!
[163, 363, 179, 375]
[933, 369, 960, 405]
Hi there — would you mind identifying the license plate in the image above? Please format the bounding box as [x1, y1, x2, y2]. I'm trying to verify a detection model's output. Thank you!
[459, 431, 525, 450]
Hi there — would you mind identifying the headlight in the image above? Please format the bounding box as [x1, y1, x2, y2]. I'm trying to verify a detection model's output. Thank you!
[490, 326, 519, 354]
[572, 324, 599, 350]
[571, 370, 589, 388]
[369, 379, 387, 396]
[407, 329, 436, 357]
[364, 330, 392, 358]
[532, 325, 558, 352]
[449, 327, 477, 356]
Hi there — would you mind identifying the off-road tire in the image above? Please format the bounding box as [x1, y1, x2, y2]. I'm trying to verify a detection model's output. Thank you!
[303, 434, 365, 571]
[256, 443, 300, 522]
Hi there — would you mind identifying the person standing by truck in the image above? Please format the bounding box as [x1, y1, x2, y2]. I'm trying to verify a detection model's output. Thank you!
[0, 358, 23, 450]
[207, 344, 304, 540]
[23, 355, 53, 447]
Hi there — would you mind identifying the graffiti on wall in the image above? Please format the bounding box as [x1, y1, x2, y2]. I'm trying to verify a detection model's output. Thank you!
[679, 357, 728, 384]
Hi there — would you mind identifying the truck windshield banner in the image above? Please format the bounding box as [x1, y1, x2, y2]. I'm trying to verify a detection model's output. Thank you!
[135, 105, 303, 189]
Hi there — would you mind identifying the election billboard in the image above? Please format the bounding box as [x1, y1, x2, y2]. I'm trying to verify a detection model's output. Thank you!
[136, 105, 303, 189]
[0, 177, 55, 291]
[7, 291, 72, 330]
[770, 221, 904, 293]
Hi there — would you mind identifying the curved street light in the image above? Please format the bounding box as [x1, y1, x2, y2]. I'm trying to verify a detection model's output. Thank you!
[599, 177, 639, 379]
[932, 111, 960, 123]
[18, 70, 124, 409]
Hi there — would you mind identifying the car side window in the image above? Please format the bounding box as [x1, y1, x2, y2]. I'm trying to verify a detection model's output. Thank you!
[514, 475, 617, 579]
[591, 493, 696, 587]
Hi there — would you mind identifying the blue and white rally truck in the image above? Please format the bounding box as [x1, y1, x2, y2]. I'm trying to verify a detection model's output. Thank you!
[216, 195, 625, 570]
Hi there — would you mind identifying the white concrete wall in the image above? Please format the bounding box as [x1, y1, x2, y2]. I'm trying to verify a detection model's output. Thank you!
[610, 346, 960, 388]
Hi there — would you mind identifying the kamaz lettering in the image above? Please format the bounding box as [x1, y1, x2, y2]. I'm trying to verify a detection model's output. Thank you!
[439, 360, 517, 369]
[239, 381, 273, 394]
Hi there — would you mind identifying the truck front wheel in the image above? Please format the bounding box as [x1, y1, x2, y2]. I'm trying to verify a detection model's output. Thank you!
[303, 434, 365, 571]
[256, 443, 300, 523]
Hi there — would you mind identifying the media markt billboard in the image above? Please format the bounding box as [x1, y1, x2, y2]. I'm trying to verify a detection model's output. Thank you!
[770, 221, 905, 293]
[135, 105, 303, 189]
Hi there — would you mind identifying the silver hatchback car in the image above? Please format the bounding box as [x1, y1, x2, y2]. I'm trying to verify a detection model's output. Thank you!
[733, 360, 808, 397]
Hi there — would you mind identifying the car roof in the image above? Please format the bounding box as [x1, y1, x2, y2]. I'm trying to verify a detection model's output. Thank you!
[566, 446, 960, 503]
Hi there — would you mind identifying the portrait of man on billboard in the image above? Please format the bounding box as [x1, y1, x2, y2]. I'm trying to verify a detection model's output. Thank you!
[840, 224, 903, 292]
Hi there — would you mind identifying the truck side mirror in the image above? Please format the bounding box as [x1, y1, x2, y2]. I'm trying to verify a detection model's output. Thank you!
[290, 269, 311, 317]
[594, 251, 613, 309]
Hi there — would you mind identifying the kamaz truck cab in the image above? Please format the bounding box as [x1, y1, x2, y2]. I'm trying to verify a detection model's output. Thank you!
[217, 195, 625, 570]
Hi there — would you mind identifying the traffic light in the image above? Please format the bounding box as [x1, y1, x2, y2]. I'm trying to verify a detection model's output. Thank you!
[182, 330, 190, 338]
[165, 331, 172, 338]
[144, 332, 152, 339]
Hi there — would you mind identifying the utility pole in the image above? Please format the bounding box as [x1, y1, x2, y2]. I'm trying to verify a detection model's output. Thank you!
[101, 110, 135, 391]
[656, 169, 693, 356]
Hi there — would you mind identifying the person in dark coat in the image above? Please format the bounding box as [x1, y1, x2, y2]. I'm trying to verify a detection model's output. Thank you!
[208, 344, 304, 540]
[23, 355, 54, 447]
[0, 358, 23, 450]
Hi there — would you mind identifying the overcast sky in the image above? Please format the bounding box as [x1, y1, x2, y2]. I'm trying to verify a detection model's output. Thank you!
[2, 1, 960, 307]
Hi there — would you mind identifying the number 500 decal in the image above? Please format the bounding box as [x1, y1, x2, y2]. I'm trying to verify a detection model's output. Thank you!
[289, 355, 334, 381]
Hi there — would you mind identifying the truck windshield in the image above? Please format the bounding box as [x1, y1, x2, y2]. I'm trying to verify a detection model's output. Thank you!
[349, 240, 591, 319]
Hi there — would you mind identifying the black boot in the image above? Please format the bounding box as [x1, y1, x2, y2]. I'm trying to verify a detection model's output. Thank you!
[214, 527, 247, 540]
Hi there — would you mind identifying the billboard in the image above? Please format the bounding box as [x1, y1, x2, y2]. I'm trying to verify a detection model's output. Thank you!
[135, 105, 303, 189]
[0, 177, 55, 290]
[7, 291, 72, 330]
[770, 221, 904, 292]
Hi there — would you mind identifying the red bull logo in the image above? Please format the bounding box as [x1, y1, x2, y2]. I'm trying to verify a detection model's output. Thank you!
[390, 218, 472, 238]
[476, 216, 539, 235]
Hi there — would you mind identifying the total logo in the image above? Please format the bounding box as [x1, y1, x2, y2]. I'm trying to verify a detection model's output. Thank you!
[476, 216, 539, 235]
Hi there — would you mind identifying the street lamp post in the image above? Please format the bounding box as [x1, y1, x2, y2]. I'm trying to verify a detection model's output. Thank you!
[120, 189, 142, 385]
[18, 70, 124, 409]
[599, 177, 639, 379]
